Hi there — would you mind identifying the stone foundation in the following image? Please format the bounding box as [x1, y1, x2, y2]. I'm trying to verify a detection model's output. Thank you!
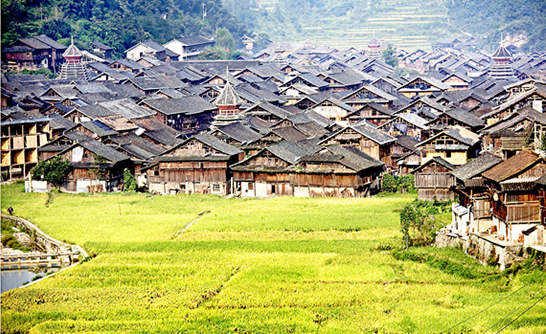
[436, 231, 526, 271]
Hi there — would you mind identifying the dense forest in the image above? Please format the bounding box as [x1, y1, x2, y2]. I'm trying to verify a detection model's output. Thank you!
[1, 0, 249, 58]
[1, 0, 545, 57]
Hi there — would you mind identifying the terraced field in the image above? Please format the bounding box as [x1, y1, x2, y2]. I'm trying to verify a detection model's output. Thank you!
[2, 182, 546, 333]
[225, 0, 451, 51]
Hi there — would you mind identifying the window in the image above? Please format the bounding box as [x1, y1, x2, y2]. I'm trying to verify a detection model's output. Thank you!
[247, 183, 254, 191]
[212, 184, 220, 192]
[446, 152, 452, 158]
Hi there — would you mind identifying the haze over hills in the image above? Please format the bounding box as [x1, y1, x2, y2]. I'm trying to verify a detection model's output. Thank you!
[224, 0, 546, 53]
[1, 0, 545, 56]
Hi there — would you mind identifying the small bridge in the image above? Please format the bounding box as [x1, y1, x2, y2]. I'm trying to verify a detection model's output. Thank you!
[1, 251, 81, 270]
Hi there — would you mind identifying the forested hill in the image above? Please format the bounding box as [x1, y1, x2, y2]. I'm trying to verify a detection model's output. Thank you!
[1, 0, 248, 59]
[223, 0, 546, 53]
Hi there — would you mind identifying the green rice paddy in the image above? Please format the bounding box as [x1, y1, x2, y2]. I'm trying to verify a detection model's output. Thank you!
[1, 182, 545, 333]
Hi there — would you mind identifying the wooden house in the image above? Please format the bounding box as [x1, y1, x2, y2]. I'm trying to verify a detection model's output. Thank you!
[2, 35, 67, 72]
[145, 133, 243, 195]
[309, 97, 357, 127]
[482, 150, 546, 243]
[480, 106, 546, 159]
[140, 96, 216, 136]
[208, 122, 263, 153]
[38, 131, 91, 161]
[319, 123, 396, 166]
[395, 150, 421, 176]
[232, 141, 320, 197]
[416, 125, 480, 166]
[289, 145, 384, 197]
[397, 76, 451, 98]
[340, 85, 398, 109]
[378, 113, 430, 142]
[480, 86, 546, 126]
[413, 156, 455, 201]
[426, 108, 485, 133]
[1, 116, 51, 181]
[52, 139, 132, 193]
[450, 152, 503, 236]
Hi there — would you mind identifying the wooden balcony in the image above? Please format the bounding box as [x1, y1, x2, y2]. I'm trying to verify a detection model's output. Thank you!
[493, 201, 540, 223]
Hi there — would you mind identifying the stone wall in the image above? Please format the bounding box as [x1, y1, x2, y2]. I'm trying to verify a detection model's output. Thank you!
[436, 231, 526, 271]
[1, 214, 87, 258]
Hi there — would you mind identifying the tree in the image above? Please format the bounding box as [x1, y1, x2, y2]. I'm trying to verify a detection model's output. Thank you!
[88, 154, 108, 194]
[123, 168, 137, 192]
[382, 44, 399, 68]
[382, 174, 397, 192]
[253, 32, 271, 52]
[31, 156, 72, 189]
[197, 47, 226, 60]
[215, 28, 235, 53]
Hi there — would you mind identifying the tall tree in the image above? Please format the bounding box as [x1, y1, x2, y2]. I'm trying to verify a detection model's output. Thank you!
[215, 28, 235, 53]
[382, 44, 399, 68]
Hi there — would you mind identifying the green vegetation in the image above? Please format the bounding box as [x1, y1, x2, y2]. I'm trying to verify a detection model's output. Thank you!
[382, 174, 415, 193]
[31, 156, 72, 189]
[1, 0, 248, 59]
[7, 68, 58, 79]
[400, 199, 452, 248]
[1, 182, 546, 333]
[1, 219, 32, 252]
[382, 44, 399, 67]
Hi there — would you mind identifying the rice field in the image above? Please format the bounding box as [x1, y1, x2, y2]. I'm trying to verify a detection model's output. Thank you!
[2, 182, 546, 333]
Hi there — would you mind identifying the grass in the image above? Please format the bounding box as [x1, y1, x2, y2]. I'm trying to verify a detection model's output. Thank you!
[2, 182, 546, 333]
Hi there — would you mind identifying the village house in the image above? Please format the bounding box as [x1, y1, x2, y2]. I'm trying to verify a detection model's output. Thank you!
[450, 152, 504, 236]
[144, 133, 243, 195]
[48, 139, 132, 193]
[320, 123, 396, 167]
[163, 36, 215, 60]
[415, 125, 480, 166]
[482, 150, 546, 243]
[1, 116, 50, 181]
[2, 35, 67, 72]
[412, 156, 455, 201]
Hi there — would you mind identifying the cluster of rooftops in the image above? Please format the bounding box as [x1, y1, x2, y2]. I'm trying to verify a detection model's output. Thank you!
[0, 36, 545, 198]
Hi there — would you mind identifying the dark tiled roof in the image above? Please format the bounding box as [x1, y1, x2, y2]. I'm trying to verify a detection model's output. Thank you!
[175, 36, 214, 46]
[271, 126, 308, 142]
[451, 152, 503, 182]
[351, 123, 396, 144]
[215, 122, 262, 143]
[413, 156, 454, 173]
[142, 95, 216, 115]
[492, 45, 512, 58]
[267, 140, 321, 164]
[80, 120, 118, 137]
[445, 108, 485, 127]
[108, 133, 165, 156]
[78, 139, 131, 163]
[33, 35, 67, 50]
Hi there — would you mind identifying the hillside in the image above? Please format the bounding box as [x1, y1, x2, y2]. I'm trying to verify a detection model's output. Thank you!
[223, 0, 546, 52]
[1, 0, 248, 59]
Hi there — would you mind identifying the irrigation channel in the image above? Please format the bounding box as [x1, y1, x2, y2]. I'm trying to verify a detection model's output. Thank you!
[1, 214, 87, 293]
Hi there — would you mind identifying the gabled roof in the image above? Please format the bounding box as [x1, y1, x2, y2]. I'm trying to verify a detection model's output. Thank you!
[271, 126, 308, 142]
[99, 99, 156, 119]
[398, 75, 452, 91]
[164, 133, 243, 157]
[172, 36, 214, 46]
[451, 152, 503, 182]
[412, 156, 454, 173]
[380, 112, 429, 130]
[80, 120, 118, 137]
[33, 35, 67, 50]
[213, 122, 262, 144]
[267, 140, 321, 164]
[141, 96, 216, 116]
[482, 150, 543, 182]
[243, 100, 292, 119]
[417, 125, 480, 148]
[443, 108, 485, 128]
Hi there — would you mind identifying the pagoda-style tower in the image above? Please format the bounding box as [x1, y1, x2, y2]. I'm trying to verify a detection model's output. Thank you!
[211, 69, 244, 128]
[489, 44, 514, 80]
[59, 36, 92, 80]
[273, 45, 287, 65]
[368, 32, 381, 59]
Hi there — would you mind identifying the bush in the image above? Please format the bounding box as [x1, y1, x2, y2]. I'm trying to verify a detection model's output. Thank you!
[382, 174, 415, 193]
[400, 199, 451, 248]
